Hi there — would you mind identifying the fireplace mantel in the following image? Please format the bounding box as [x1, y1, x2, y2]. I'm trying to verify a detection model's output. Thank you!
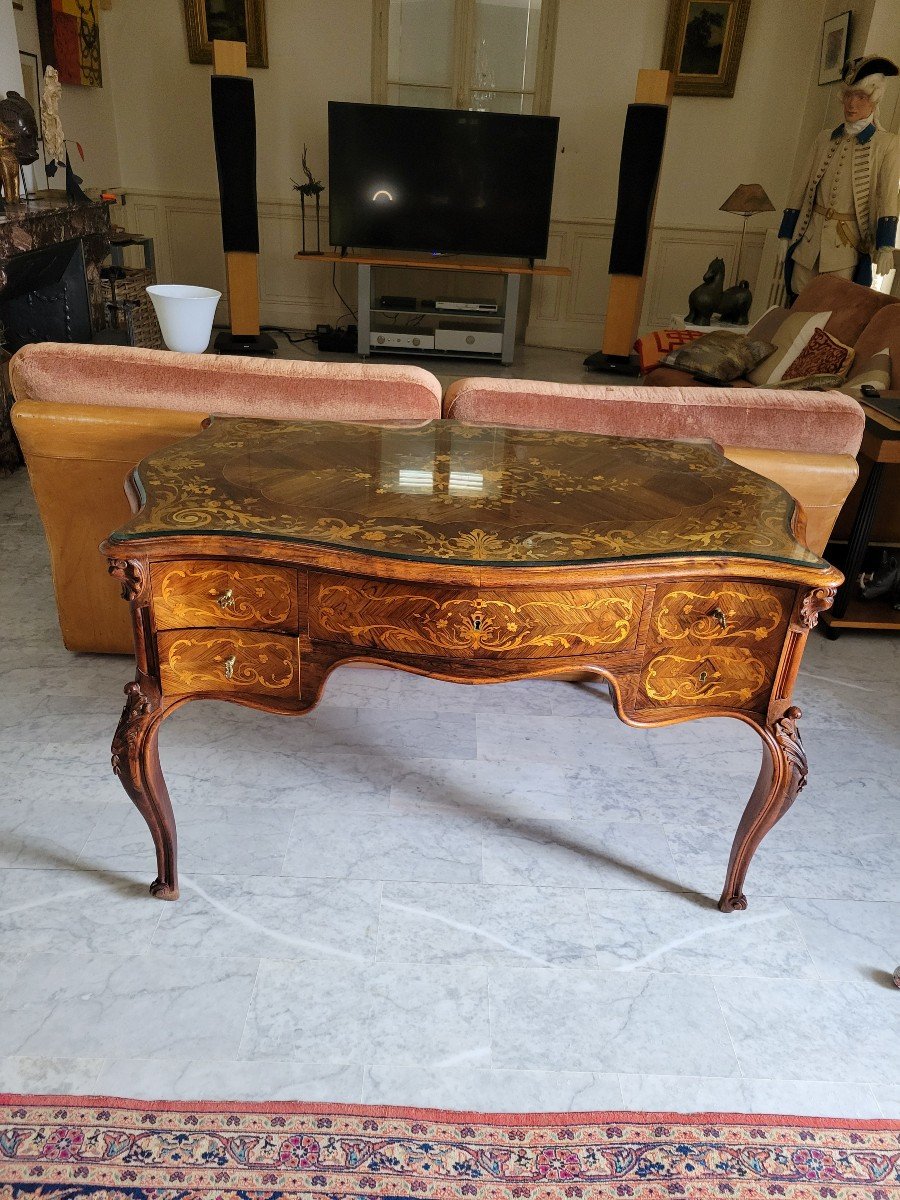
[0, 192, 112, 327]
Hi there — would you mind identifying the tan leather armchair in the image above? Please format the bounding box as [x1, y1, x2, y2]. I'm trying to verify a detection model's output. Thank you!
[443, 378, 865, 559]
[11, 343, 443, 654]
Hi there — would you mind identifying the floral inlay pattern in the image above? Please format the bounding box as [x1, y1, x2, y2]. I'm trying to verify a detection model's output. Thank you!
[312, 580, 642, 657]
[111, 418, 827, 569]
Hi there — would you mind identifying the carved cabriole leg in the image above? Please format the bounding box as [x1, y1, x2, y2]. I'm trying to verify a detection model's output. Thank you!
[718, 706, 807, 912]
[718, 585, 833, 912]
[107, 555, 180, 900]
[111, 680, 179, 900]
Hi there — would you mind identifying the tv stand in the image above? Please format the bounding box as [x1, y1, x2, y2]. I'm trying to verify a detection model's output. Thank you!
[294, 251, 569, 366]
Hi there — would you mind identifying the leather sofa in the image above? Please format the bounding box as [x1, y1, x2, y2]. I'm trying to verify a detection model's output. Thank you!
[639, 273, 900, 546]
[444, 378, 864, 560]
[11, 343, 443, 654]
[11, 341, 864, 655]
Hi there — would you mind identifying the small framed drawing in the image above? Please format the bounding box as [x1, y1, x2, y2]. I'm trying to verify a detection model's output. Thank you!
[182, 0, 268, 68]
[18, 51, 42, 134]
[819, 10, 850, 86]
[661, 0, 752, 98]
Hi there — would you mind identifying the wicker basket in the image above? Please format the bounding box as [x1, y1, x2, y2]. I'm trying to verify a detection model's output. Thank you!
[100, 266, 163, 350]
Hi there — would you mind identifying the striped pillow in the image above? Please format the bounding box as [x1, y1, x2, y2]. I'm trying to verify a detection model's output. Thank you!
[841, 348, 892, 398]
[746, 309, 832, 386]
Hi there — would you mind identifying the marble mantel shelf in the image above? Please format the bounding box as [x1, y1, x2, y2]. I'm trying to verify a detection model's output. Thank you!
[0, 192, 113, 328]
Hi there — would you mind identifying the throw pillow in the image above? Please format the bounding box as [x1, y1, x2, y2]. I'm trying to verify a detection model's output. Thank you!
[771, 373, 848, 390]
[746, 305, 790, 344]
[746, 309, 832, 386]
[778, 327, 855, 387]
[841, 347, 892, 398]
[661, 330, 775, 382]
[634, 328, 704, 374]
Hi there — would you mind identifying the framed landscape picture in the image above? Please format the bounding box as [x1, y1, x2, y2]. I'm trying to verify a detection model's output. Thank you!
[183, 0, 269, 68]
[661, 0, 751, 98]
[819, 10, 850, 86]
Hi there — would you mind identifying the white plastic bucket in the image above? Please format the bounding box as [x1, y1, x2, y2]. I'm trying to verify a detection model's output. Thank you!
[146, 284, 222, 353]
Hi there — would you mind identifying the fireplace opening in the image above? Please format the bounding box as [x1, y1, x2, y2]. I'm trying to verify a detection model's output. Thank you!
[0, 238, 93, 353]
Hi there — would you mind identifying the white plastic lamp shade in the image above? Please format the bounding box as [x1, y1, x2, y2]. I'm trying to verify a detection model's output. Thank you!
[146, 284, 222, 354]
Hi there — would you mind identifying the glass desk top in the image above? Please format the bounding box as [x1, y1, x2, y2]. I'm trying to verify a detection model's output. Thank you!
[110, 418, 826, 570]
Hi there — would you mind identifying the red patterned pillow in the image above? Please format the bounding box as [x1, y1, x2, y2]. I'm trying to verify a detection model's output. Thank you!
[634, 328, 704, 374]
[780, 327, 855, 386]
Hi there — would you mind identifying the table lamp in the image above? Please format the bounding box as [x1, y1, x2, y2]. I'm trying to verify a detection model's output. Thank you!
[719, 184, 775, 282]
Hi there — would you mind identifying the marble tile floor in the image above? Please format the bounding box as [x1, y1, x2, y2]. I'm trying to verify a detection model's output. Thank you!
[1, 467, 899, 1119]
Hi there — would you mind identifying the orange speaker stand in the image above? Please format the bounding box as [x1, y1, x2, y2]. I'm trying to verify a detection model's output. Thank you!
[211, 39, 276, 356]
[585, 69, 673, 376]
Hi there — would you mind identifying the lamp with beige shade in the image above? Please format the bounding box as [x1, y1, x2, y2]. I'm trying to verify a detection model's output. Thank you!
[718, 183, 776, 319]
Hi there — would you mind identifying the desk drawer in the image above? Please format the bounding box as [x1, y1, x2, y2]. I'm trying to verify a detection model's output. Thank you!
[641, 647, 769, 709]
[636, 580, 793, 713]
[152, 560, 299, 632]
[309, 574, 643, 658]
[650, 581, 791, 646]
[158, 631, 300, 697]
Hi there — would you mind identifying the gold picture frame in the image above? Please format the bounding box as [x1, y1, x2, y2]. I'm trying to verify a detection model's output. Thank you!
[661, 0, 751, 98]
[183, 0, 268, 69]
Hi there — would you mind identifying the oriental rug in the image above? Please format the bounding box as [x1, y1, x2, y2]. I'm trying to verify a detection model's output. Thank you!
[0, 1094, 898, 1199]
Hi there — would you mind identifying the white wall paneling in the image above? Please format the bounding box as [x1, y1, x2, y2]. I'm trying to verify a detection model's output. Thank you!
[526, 220, 764, 351]
[122, 191, 351, 331]
[127, 189, 766, 348]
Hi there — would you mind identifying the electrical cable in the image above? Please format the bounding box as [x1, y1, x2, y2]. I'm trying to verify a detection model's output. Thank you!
[260, 325, 319, 354]
[331, 261, 358, 322]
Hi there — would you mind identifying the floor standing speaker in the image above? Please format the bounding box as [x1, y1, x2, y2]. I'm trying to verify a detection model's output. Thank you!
[211, 75, 260, 256]
[584, 70, 672, 375]
[209, 39, 276, 356]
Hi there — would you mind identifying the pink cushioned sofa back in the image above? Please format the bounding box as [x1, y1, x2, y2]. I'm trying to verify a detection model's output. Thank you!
[443, 378, 864, 458]
[10, 343, 443, 422]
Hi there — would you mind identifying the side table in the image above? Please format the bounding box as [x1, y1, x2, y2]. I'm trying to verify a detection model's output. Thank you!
[821, 397, 900, 637]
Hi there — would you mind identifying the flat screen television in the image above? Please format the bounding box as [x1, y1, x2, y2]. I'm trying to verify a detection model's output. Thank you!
[328, 101, 559, 259]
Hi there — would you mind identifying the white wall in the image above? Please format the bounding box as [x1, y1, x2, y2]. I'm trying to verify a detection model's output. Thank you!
[1, 0, 25, 97]
[14, 0, 122, 190]
[103, 0, 370, 200]
[16, 0, 886, 349]
[548, 0, 822, 231]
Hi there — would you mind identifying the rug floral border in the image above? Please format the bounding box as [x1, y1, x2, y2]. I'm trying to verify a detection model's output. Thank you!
[1, 1095, 898, 1198]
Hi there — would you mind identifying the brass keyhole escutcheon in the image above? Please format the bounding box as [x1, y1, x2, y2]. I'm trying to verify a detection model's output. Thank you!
[217, 588, 235, 609]
[223, 655, 236, 680]
[711, 607, 727, 630]
[699, 670, 708, 683]
[472, 615, 483, 631]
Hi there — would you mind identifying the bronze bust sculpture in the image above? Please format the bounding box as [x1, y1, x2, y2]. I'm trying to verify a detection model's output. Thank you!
[0, 123, 22, 207]
[0, 91, 39, 167]
[0, 91, 39, 208]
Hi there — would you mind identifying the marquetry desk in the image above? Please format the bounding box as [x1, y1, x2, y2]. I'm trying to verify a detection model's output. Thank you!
[103, 418, 841, 912]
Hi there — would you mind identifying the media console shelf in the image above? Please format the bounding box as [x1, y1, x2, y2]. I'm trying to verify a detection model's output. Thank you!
[294, 251, 569, 365]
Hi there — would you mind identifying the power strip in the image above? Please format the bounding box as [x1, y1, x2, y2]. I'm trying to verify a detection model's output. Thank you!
[316, 324, 357, 352]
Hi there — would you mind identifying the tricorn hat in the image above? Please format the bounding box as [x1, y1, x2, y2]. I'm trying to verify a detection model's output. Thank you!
[841, 55, 899, 86]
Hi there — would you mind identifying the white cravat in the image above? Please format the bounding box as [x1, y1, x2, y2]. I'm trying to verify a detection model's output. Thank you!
[843, 117, 875, 137]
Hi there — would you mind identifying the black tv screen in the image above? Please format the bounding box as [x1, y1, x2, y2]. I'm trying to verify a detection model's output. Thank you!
[328, 101, 559, 259]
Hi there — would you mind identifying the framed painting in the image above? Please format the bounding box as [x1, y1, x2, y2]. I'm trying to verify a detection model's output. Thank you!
[183, 0, 269, 69]
[661, 0, 751, 98]
[35, 0, 102, 88]
[19, 51, 42, 132]
[819, 10, 850, 86]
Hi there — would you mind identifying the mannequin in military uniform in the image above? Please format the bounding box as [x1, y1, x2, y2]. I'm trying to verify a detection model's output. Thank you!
[779, 56, 900, 299]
